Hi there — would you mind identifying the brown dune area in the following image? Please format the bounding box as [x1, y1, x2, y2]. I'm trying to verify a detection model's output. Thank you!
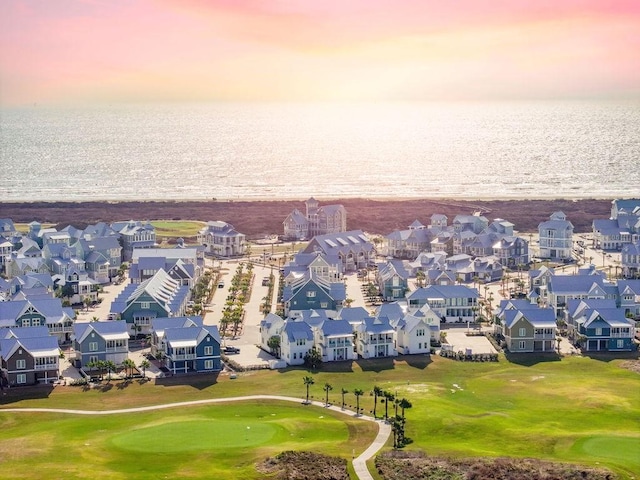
[0, 198, 611, 238]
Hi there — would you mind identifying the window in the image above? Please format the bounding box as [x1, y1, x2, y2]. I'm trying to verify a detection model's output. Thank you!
[89, 355, 98, 364]
[595, 328, 602, 336]
[141, 302, 150, 309]
[89, 342, 98, 352]
[21, 319, 31, 327]
[519, 341, 526, 350]
[416, 329, 425, 337]
[204, 360, 213, 370]
[617, 339, 624, 349]
[320, 302, 328, 308]
[17, 374, 27, 384]
[16, 359, 26, 370]
[519, 328, 526, 337]
[204, 346, 213, 356]
[306, 291, 316, 298]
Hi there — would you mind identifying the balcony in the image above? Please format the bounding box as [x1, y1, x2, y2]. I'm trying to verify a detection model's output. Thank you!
[34, 363, 58, 371]
[172, 354, 196, 361]
[106, 346, 128, 353]
[533, 333, 555, 339]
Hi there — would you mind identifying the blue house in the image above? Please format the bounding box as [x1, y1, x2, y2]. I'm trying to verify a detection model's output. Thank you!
[566, 299, 635, 352]
[376, 259, 409, 301]
[110, 269, 190, 335]
[161, 325, 221, 374]
[283, 271, 346, 316]
[73, 321, 130, 368]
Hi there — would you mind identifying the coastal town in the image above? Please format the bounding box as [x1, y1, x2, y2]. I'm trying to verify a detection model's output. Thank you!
[1, 197, 638, 387]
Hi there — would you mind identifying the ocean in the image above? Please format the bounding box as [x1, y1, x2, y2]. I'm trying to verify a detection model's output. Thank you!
[1, 101, 639, 202]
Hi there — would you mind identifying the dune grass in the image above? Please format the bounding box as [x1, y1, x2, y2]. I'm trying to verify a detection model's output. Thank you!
[1, 355, 639, 479]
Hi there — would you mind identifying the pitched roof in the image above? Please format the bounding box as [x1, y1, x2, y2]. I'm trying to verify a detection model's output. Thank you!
[74, 321, 130, 343]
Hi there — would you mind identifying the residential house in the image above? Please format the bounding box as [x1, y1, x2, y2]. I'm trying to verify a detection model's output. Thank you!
[538, 211, 574, 261]
[430, 231, 454, 256]
[500, 306, 557, 353]
[130, 247, 202, 286]
[452, 213, 489, 235]
[301, 230, 374, 272]
[545, 274, 614, 315]
[566, 299, 635, 352]
[110, 269, 190, 336]
[54, 267, 99, 306]
[611, 198, 640, 219]
[197, 221, 246, 257]
[0, 297, 75, 343]
[283, 197, 347, 241]
[74, 235, 122, 282]
[376, 259, 409, 301]
[150, 316, 204, 356]
[621, 241, 640, 279]
[8, 273, 54, 299]
[73, 321, 129, 368]
[382, 220, 433, 259]
[406, 285, 480, 323]
[355, 317, 397, 359]
[394, 306, 438, 355]
[283, 252, 343, 282]
[280, 320, 314, 365]
[111, 220, 156, 261]
[0, 235, 13, 275]
[407, 251, 447, 276]
[616, 280, 640, 319]
[160, 325, 221, 374]
[282, 271, 346, 316]
[493, 236, 529, 267]
[0, 333, 60, 386]
[259, 313, 286, 357]
[315, 319, 356, 362]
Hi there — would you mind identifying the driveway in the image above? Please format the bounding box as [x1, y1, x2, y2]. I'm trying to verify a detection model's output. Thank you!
[443, 326, 497, 355]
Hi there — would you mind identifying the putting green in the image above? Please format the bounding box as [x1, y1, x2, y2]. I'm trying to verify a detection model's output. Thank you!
[112, 419, 278, 452]
[571, 435, 640, 472]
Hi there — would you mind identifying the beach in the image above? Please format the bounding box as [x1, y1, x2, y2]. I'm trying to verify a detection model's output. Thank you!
[0, 197, 612, 238]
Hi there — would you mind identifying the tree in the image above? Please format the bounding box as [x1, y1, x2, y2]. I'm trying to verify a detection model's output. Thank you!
[83, 297, 92, 311]
[323, 382, 333, 406]
[303, 346, 322, 370]
[372, 385, 383, 419]
[90, 316, 100, 322]
[139, 359, 150, 378]
[303, 376, 314, 404]
[122, 358, 136, 379]
[399, 398, 412, 420]
[267, 335, 281, 358]
[341, 388, 348, 409]
[383, 391, 395, 420]
[353, 388, 364, 415]
[104, 360, 117, 382]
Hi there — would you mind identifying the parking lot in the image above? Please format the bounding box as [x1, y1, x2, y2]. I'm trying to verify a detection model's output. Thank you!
[442, 327, 497, 355]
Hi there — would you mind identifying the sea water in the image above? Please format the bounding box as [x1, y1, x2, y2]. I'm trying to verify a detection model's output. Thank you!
[1, 101, 639, 201]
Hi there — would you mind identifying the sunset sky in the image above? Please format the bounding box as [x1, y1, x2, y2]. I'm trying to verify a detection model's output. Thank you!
[1, 0, 639, 106]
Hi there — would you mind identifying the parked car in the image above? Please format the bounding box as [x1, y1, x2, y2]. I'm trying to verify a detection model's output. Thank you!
[223, 346, 240, 354]
[262, 277, 270, 286]
[218, 281, 225, 288]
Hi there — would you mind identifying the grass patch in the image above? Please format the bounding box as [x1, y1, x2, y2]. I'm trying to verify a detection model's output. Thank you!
[2, 355, 639, 478]
[0, 401, 370, 479]
[150, 220, 205, 238]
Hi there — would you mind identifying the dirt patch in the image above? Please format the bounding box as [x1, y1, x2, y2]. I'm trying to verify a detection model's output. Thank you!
[375, 450, 616, 480]
[619, 360, 640, 374]
[257, 451, 349, 480]
[0, 198, 610, 239]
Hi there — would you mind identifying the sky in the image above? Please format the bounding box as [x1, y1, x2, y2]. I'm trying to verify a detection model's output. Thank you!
[1, 0, 639, 106]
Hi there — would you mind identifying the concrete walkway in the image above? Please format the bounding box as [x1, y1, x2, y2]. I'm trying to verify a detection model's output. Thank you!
[1, 394, 391, 480]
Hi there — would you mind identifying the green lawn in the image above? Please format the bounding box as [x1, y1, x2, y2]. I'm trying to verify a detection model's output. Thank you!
[0, 401, 373, 479]
[1, 355, 639, 479]
[150, 220, 205, 239]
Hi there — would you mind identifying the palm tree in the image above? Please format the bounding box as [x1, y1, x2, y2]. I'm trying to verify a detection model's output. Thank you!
[303, 376, 314, 404]
[323, 382, 333, 406]
[353, 388, 364, 415]
[341, 388, 348, 409]
[139, 359, 150, 378]
[383, 391, 395, 420]
[372, 385, 383, 418]
[122, 358, 136, 379]
[399, 398, 412, 420]
[104, 360, 117, 382]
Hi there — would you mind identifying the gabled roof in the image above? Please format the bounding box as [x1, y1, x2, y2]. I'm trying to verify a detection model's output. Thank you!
[283, 321, 313, 343]
[320, 319, 353, 337]
[0, 335, 59, 359]
[337, 306, 371, 323]
[374, 302, 405, 323]
[547, 274, 607, 295]
[164, 325, 220, 348]
[1, 326, 51, 339]
[407, 285, 480, 301]
[503, 308, 556, 329]
[360, 317, 394, 334]
[581, 308, 633, 329]
[74, 321, 130, 343]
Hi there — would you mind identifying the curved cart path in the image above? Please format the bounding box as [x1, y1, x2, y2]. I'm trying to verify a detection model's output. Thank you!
[1, 394, 391, 480]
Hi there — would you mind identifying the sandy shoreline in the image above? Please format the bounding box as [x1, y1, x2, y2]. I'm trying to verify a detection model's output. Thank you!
[0, 197, 613, 237]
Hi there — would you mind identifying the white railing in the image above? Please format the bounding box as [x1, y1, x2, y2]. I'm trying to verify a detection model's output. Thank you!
[35, 363, 58, 371]
[172, 354, 196, 361]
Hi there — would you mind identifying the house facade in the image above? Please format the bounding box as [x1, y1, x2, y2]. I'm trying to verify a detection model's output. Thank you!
[0, 298, 75, 343]
[538, 211, 574, 261]
[73, 321, 129, 368]
[355, 317, 397, 359]
[566, 299, 634, 352]
[282, 271, 346, 316]
[161, 325, 221, 374]
[376, 259, 409, 301]
[407, 285, 480, 323]
[301, 230, 374, 273]
[111, 220, 156, 262]
[283, 198, 347, 241]
[621, 241, 640, 279]
[500, 307, 557, 353]
[0, 333, 60, 386]
[198, 221, 246, 257]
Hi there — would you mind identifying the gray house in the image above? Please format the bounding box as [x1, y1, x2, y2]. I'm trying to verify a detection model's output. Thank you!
[73, 321, 130, 368]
